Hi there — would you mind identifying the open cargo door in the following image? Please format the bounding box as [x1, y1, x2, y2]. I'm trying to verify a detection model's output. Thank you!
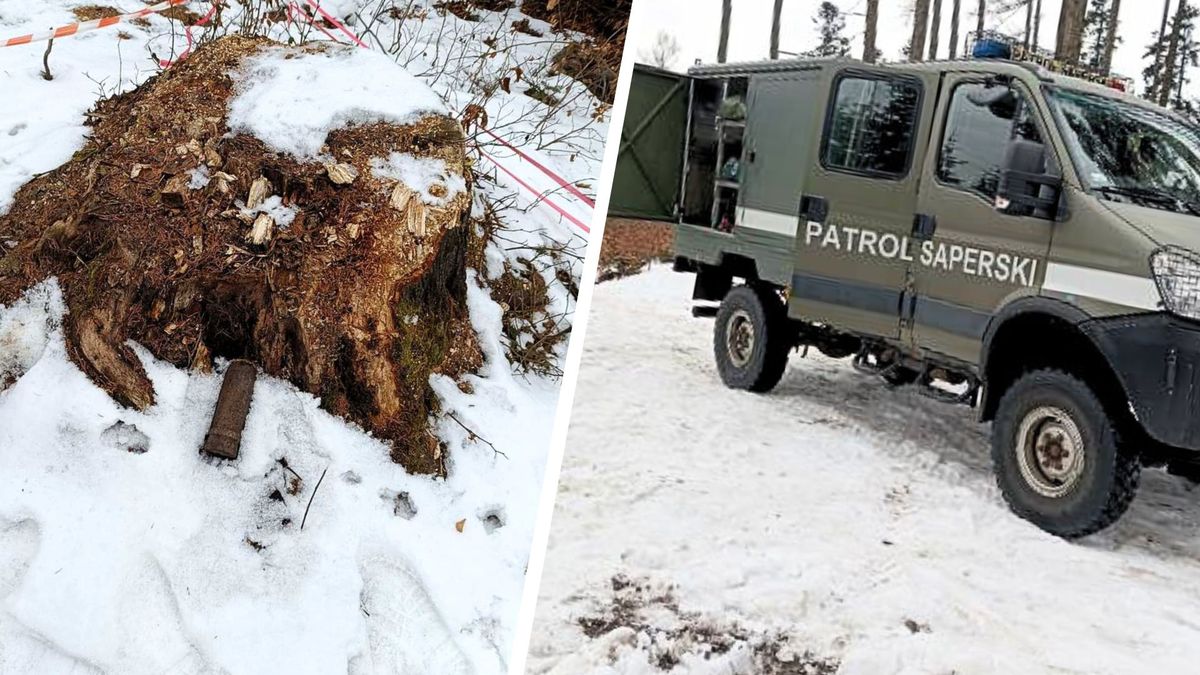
[609, 64, 690, 221]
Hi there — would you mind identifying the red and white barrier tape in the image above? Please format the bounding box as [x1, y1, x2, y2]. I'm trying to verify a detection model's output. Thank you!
[290, 0, 369, 48]
[0, 0, 193, 48]
[287, 2, 344, 46]
[160, 0, 218, 67]
[479, 147, 590, 234]
[283, 4, 593, 236]
[479, 128, 595, 208]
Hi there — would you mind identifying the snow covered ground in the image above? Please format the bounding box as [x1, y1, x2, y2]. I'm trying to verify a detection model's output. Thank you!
[529, 266, 1200, 675]
[0, 1, 603, 673]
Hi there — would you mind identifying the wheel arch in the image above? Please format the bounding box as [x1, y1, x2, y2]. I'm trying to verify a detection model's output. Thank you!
[979, 297, 1132, 431]
[690, 253, 766, 302]
[716, 252, 761, 282]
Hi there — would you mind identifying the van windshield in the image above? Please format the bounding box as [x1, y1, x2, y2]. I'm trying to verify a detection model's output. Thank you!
[1047, 87, 1200, 213]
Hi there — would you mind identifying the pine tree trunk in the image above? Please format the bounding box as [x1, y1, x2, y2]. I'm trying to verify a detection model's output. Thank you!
[977, 0, 986, 36]
[949, 0, 962, 57]
[770, 0, 784, 59]
[1024, 0, 1034, 50]
[1101, 0, 1121, 72]
[864, 0, 880, 62]
[1178, 33, 1188, 104]
[1160, 0, 1187, 106]
[929, 0, 943, 59]
[1055, 0, 1087, 64]
[1034, 0, 1043, 47]
[718, 0, 732, 63]
[1150, 0, 1172, 100]
[912, 0, 931, 61]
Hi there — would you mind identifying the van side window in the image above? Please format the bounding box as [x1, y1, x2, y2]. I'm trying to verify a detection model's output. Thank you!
[822, 76, 921, 177]
[938, 82, 1044, 200]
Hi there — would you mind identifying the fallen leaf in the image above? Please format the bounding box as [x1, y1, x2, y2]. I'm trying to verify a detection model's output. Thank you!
[455, 518, 466, 533]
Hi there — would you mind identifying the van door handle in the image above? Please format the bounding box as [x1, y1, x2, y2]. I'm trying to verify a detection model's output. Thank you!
[912, 213, 937, 240]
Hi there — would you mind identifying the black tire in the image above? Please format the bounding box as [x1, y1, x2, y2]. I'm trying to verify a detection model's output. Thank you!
[991, 369, 1140, 538]
[882, 366, 919, 387]
[713, 285, 791, 392]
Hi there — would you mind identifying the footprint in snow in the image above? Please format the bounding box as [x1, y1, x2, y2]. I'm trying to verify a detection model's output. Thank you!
[478, 506, 506, 534]
[381, 489, 418, 520]
[101, 420, 149, 454]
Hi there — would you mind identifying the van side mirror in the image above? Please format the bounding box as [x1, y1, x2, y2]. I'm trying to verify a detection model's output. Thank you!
[997, 139, 1062, 218]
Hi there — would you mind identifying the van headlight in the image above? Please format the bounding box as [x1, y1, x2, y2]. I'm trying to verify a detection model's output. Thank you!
[1151, 246, 1200, 319]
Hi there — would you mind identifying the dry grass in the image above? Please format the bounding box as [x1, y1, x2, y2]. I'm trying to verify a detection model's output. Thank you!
[159, 6, 203, 23]
[597, 218, 674, 282]
[552, 39, 620, 103]
[71, 5, 120, 21]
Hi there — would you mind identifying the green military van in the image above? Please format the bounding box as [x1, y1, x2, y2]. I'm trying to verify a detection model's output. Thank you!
[612, 58, 1200, 537]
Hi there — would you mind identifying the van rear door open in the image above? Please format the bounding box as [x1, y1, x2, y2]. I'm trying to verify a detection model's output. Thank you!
[609, 64, 690, 221]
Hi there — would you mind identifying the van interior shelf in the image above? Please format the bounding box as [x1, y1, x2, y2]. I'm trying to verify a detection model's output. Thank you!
[682, 75, 749, 229]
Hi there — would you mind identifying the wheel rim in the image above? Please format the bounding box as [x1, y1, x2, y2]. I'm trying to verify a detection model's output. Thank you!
[1015, 405, 1086, 498]
[726, 309, 755, 368]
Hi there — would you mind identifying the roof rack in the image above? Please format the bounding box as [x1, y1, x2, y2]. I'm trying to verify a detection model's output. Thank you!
[688, 57, 833, 78]
[966, 30, 1133, 92]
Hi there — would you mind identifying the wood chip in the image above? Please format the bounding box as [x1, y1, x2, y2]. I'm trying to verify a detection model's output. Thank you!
[406, 199, 428, 238]
[389, 183, 429, 252]
[246, 213, 274, 246]
[246, 176, 271, 210]
[389, 183, 414, 212]
[203, 139, 223, 167]
[175, 139, 202, 157]
[161, 174, 190, 208]
[130, 163, 151, 179]
[324, 161, 359, 185]
[211, 171, 236, 195]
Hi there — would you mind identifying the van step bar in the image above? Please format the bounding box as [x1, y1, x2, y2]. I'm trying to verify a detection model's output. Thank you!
[850, 346, 906, 379]
[917, 368, 980, 407]
[691, 304, 719, 318]
[853, 345, 980, 407]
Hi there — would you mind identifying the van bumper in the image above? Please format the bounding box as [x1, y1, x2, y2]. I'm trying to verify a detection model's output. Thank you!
[1083, 313, 1200, 451]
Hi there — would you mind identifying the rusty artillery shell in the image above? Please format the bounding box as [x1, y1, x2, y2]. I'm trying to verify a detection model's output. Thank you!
[200, 359, 258, 460]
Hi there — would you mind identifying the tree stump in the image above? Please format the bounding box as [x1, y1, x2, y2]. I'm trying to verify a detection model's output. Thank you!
[0, 37, 480, 474]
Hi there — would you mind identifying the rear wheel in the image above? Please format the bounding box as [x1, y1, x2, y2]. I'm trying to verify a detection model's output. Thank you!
[713, 285, 791, 392]
[991, 369, 1140, 538]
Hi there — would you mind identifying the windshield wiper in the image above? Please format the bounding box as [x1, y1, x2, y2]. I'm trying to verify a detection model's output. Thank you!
[1096, 184, 1177, 203]
[1094, 185, 1200, 215]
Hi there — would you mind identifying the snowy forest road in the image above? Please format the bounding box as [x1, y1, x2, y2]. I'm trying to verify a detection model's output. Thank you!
[530, 266, 1200, 675]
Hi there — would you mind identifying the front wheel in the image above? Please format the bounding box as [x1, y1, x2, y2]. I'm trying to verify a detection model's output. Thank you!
[713, 285, 791, 392]
[991, 369, 1140, 538]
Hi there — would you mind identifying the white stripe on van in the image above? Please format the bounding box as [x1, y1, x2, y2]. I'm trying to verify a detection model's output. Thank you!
[736, 207, 798, 237]
[1042, 263, 1161, 311]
